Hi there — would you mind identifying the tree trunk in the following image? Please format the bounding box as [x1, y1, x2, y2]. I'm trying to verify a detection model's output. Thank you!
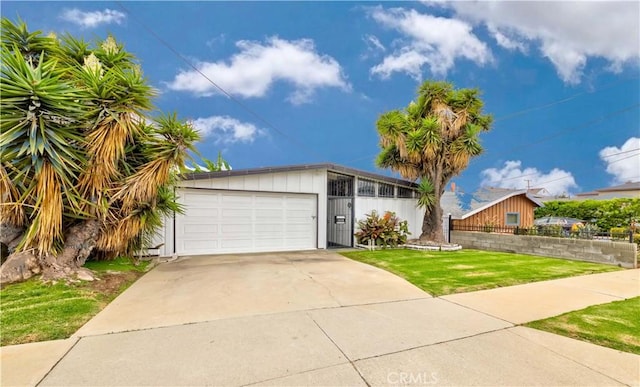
[420, 203, 445, 243]
[0, 223, 24, 253]
[0, 220, 101, 285]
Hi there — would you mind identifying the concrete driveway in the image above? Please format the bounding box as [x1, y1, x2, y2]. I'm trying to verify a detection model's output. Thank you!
[3, 251, 638, 386]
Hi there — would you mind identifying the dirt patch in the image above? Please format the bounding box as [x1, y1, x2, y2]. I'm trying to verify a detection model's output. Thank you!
[90, 271, 143, 294]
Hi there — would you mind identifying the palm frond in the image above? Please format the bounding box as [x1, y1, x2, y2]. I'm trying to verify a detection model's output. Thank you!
[0, 163, 25, 226]
[416, 179, 436, 209]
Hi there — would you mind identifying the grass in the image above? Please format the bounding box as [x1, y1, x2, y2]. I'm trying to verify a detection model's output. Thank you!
[0, 257, 149, 346]
[340, 249, 621, 296]
[526, 297, 640, 354]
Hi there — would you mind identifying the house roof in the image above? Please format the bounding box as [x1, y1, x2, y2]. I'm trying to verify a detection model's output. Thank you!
[576, 181, 640, 196]
[455, 190, 544, 220]
[182, 163, 419, 188]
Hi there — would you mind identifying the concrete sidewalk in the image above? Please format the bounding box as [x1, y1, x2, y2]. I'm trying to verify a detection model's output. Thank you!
[2, 252, 639, 386]
[442, 269, 640, 324]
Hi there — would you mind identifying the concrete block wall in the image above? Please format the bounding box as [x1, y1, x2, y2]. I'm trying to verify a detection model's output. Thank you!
[451, 231, 638, 268]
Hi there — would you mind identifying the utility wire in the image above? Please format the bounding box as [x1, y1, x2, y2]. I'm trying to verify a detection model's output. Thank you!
[493, 104, 639, 159]
[492, 148, 640, 183]
[114, 1, 325, 160]
[345, 104, 639, 165]
[115, 1, 639, 178]
[493, 77, 637, 123]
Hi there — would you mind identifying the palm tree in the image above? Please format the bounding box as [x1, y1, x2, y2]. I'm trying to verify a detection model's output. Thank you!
[0, 19, 201, 284]
[376, 80, 492, 242]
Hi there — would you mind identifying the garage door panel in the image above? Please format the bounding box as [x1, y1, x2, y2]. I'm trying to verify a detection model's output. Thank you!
[221, 224, 252, 233]
[254, 195, 284, 205]
[184, 240, 219, 250]
[254, 239, 285, 248]
[176, 189, 317, 255]
[255, 224, 285, 233]
[182, 192, 220, 205]
[221, 194, 252, 204]
[255, 209, 284, 218]
[221, 239, 253, 249]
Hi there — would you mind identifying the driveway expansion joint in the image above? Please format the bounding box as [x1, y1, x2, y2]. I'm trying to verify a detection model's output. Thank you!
[34, 337, 81, 387]
[307, 313, 372, 387]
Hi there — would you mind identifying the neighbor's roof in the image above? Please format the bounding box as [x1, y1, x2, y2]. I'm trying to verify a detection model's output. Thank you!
[182, 163, 419, 188]
[576, 181, 640, 196]
[455, 190, 544, 220]
[591, 181, 640, 193]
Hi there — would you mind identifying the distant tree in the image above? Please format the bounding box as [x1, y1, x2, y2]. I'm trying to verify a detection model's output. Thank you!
[0, 19, 203, 284]
[376, 80, 492, 242]
[535, 199, 640, 231]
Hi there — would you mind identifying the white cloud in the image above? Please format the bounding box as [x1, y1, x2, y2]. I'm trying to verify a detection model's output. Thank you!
[487, 25, 527, 53]
[445, 2, 640, 84]
[191, 116, 263, 144]
[599, 137, 640, 184]
[168, 37, 350, 104]
[368, 6, 492, 79]
[60, 8, 126, 28]
[481, 160, 577, 196]
[364, 34, 386, 52]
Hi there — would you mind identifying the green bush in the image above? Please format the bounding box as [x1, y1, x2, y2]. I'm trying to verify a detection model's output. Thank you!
[535, 198, 640, 231]
[355, 211, 410, 248]
[610, 227, 628, 240]
[537, 225, 565, 237]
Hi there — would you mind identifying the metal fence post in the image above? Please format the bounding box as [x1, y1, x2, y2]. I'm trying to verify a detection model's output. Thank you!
[448, 214, 452, 243]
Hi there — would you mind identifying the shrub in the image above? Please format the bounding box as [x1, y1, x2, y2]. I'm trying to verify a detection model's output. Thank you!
[537, 225, 564, 237]
[535, 198, 640, 231]
[610, 227, 639, 245]
[355, 211, 410, 248]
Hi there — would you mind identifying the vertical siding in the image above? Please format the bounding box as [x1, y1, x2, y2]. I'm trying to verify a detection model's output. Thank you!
[183, 171, 325, 194]
[453, 195, 538, 228]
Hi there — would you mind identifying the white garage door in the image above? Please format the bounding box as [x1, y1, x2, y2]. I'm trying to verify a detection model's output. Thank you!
[175, 189, 318, 255]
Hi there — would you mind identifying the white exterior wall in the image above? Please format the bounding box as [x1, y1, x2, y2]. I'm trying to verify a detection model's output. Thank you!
[354, 197, 423, 240]
[175, 169, 329, 251]
[154, 168, 423, 256]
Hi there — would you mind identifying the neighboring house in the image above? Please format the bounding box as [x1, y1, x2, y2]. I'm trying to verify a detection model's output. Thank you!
[153, 163, 423, 257]
[440, 190, 465, 218]
[452, 190, 544, 229]
[574, 181, 640, 200]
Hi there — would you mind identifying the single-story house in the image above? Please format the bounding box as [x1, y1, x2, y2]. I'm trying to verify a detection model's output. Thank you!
[574, 181, 640, 200]
[153, 163, 423, 257]
[451, 190, 544, 229]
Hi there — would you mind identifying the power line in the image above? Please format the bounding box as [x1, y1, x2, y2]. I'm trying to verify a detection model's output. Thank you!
[493, 77, 637, 123]
[490, 148, 640, 184]
[344, 104, 639, 165]
[601, 148, 640, 159]
[494, 104, 639, 159]
[342, 80, 639, 165]
[114, 1, 325, 160]
[606, 151, 640, 165]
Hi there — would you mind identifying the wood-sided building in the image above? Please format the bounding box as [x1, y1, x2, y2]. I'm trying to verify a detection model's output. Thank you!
[452, 190, 544, 229]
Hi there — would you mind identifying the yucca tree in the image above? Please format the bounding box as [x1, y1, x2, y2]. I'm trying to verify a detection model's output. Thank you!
[0, 19, 200, 284]
[376, 80, 492, 242]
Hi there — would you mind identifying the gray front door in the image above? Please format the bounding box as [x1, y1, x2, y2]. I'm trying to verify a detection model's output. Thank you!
[327, 197, 353, 248]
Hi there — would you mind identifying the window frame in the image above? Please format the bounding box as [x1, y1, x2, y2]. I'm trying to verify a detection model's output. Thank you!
[357, 178, 376, 197]
[505, 212, 521, 226]
[378, 182, 395, 198]
[397, 186, 415, 199]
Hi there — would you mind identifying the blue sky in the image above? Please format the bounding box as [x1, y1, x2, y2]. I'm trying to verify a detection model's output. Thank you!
[4, 1, 639, 196]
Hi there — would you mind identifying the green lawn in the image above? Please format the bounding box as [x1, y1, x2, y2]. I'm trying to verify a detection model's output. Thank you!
[0, 257, 149, 346]
[341, 249, 621, 296]
[526, 297, 640, 354]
